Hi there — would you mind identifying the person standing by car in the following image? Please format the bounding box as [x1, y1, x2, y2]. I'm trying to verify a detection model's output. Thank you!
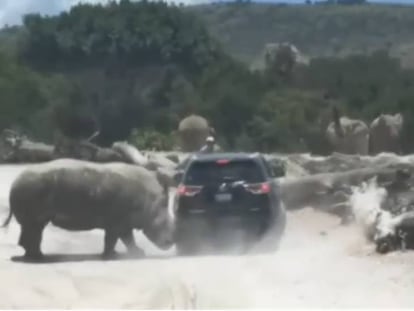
[177, 134, 220, 171]
[199, 136, 217, 153]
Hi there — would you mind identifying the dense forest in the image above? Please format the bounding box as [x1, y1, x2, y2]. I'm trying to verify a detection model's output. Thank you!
[0, 0, 414, 153]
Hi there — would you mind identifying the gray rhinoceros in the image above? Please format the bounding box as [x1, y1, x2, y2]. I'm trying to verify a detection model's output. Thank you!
[326, 107, 369, 155]
[1, 159, 176, 260]
[369, 113, 404, 155]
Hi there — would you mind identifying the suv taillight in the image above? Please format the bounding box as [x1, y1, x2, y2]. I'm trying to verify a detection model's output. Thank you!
[177, 185, 202, 197]
[244, 182, 270, 195]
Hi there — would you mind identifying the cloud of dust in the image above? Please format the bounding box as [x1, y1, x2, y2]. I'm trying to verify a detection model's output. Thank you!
[348, 177, 398, 243]
[170, 206, 365, 308]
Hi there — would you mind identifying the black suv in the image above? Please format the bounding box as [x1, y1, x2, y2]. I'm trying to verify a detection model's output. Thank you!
[173, 152, 286, 255]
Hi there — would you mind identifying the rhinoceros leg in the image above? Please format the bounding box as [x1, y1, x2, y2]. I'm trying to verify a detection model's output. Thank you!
[102, 228, 119, 259]
[120, 229, 145, 256]
[18, 222, 46, 260]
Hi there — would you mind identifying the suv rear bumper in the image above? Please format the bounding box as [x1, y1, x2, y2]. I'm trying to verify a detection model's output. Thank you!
[174, 211, 282, 255]
[175, 211, 271, 241]
[174, 203, 286, 255]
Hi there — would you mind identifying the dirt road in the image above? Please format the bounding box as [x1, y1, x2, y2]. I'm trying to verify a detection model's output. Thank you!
[1, 164, 414, 308]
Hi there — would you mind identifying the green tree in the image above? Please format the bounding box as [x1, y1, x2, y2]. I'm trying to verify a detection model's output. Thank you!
[0, 52, 47, 133]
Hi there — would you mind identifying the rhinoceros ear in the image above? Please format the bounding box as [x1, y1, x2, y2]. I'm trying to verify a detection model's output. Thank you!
[155, 167, 177, 194]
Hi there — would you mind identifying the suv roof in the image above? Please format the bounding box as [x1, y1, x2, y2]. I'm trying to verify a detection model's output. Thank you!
[189, 152, 263, 163]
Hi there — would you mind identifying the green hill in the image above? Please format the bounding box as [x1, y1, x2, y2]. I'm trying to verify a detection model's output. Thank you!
[187, 3, 414, 67]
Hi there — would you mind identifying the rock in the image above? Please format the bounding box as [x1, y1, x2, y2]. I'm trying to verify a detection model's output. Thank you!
[177, 115, 211, 152]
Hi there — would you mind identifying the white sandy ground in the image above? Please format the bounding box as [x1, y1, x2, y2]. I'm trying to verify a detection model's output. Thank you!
[1, 165, 414, 308]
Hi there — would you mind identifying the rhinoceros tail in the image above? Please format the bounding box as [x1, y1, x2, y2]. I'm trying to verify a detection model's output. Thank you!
[1, 208, 12, 228]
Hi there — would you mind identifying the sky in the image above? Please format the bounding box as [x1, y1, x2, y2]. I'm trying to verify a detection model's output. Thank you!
[1, 0, 414, 28]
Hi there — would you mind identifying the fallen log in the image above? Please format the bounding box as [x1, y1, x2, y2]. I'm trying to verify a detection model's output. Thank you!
[111, 141, 148, 166]
[145, 152, 178, 170]
[94, 147, 125, 163]
[278, 162, 414, 222]
[10, 140, 55, 163]
[0, 129, 130, 164]
[0, 129, 54, 163]
[279, 152, 405, 176]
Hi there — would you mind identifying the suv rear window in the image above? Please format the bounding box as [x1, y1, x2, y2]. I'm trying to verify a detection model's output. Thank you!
[184, 160, 265, 185]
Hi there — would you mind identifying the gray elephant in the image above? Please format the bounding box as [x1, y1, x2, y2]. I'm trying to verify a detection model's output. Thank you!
[369, 113, 403, 155]
[326, 107, 369, 155]
[177, 114, 211, 152]
[1, 159, 176, 261]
